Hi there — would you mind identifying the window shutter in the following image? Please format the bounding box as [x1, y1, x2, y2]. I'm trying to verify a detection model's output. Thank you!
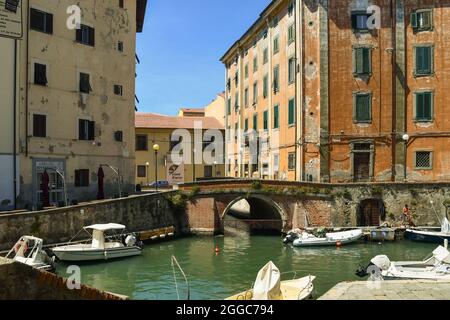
[89, 27, 95, 46]
[351, 14, 357, 29]
[46, 13, 53, 34]
[274, 105, 279, 128]
[411, 12, 418, 28]
[78, 120, 84, 140]
[356, 48, 363, 74]
[363, 48, 370, 74]
[88, 121, 95, 140]
[288, 99, 295, 125]
[424, 92, 432, 120]
[263, 111, 268, 130]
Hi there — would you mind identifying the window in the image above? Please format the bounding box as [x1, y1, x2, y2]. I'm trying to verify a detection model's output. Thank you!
[288, 153, 296, 171]
[288, 57, 296, 84]
[414, 91, 433, 122]
[119, 0, 124, 8]
[273, 65, 279, 93]
[234, 123, 238, 141]
[234, 92, 239, 110]
[137, 165, 146, 178]
[415, 46, 433, 76]
[226, 78, 231, 92]
[227, 98, 231, 115]
[263, 48, 268, 64]
[253, 56, 258, 72]
[34, 63, 48, 86]
[33, 114, 46, 137]
[263, 75, 268, 99]
[288, 3, 294, 17]
[411, 9, 433, 32]
[204, 166, 213, 178]
[114, 85, 123, 96]
[136, 135, 148, 150]
[353, 47, 371, 76]
[76, 24, 95, 46]
[288, 98, 295, 125]
[263, 110, 268, 131]
[253, 82, 258, 104]
[415, 151, 432, 169]
[351, 12, 370, 32]
[273, 36, 279, 54]
[253, 113, 258, 130]
[244, 87, 249, 107]
[353, 92, 372, 123]
[244, 118, 249, 132]
[263, 29, 268, 39]
[234, 72, 239, 87]
[273, 105, 279, 129]
[244, 64, 249, 79]
[118, 41, 124, 52]
[79, 119, 95, 141]
[114, 131, 123, 142]
[75, 169, 90, 187]
[288, 24, 295, 44]
[30, 8, 53, 34]
[79, 73, 92, 94]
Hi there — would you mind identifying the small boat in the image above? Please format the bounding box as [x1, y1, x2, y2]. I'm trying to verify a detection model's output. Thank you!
[405, 218, 450, 244]
[5, 236, 56, 272]
[356, 245, 450, 281]
[51, 223, 143, 262]
[226, 261, 315, 300]
[369, 227, 396, 242]
[292, 229, 363, 247]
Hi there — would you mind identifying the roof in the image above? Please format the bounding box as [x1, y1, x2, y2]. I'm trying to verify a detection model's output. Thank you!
[84, 223, 126, 231]
[220, 0, 281, 63]
[135, 113, 224, 130]
[136, 0, 147, 33]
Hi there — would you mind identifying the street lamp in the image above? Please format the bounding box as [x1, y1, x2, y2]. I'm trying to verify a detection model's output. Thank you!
[402, 134, 410, 182]
[153, 144, 160, 192]
[145, 162, 150, 186]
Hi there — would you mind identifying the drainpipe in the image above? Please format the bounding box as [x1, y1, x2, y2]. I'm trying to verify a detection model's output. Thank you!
[390, 0, 397, 181]
[295, 0, 304, 182]
[25, 0, 30, 157]
[13, 39, 17, 210]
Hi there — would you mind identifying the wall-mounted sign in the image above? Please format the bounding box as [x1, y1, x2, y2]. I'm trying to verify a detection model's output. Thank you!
[167, 159, 185, 186]
[0, 0, 23, 39]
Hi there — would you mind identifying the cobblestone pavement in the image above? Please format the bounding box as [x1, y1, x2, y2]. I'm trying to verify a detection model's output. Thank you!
[319, 280, 450, 300]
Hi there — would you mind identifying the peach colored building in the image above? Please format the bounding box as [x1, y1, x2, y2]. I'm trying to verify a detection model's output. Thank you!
[221, 0, 450, 183]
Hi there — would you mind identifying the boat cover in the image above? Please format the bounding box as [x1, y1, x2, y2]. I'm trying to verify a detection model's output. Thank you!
[433, 246, 450, 264]
[252, 261, 283, 300]
[84, 223, 126, 231]
[371, 255, 391, 271]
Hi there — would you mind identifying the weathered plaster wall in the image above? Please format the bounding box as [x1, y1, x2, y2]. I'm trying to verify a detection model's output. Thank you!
[0, 192, 186, 251]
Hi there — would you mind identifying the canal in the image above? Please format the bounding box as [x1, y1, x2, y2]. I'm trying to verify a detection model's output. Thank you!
[56, 236, 437, 300]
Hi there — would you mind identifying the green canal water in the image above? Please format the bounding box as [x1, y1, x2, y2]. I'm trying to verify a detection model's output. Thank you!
[56, 236, 437, 300]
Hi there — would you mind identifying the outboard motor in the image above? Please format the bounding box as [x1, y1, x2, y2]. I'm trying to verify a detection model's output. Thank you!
[355, 263, 373, 278]
[125, 234, 137, 247]
[283, 231, 299, 245]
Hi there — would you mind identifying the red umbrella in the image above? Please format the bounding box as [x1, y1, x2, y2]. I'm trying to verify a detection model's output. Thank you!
[97, 166, 105, 200]
[41, 170, 50, 207]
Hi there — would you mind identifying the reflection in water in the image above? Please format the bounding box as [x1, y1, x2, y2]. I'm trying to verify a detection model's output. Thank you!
[56, 236, 437, 300]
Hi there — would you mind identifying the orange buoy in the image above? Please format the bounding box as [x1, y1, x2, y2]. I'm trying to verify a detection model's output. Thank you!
[214, 245, 220, 254]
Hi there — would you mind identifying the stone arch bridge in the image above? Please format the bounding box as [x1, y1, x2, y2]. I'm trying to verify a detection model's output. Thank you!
[177, 180, 450, 235]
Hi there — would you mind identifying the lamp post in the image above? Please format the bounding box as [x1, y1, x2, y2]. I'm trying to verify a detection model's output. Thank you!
[153, 144, 160, 192]
[145, 162, 150, 187]
[402, 134, 410, 182]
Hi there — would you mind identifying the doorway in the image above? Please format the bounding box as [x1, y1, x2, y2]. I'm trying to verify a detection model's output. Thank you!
[358, 199, 385, 226]
[352, 142, 373, 182]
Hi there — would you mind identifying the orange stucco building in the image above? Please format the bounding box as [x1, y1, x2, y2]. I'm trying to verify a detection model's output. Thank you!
[221, 0, 450, 183]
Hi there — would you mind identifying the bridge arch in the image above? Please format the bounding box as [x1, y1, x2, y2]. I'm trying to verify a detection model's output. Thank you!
[221, 194, 287, 235]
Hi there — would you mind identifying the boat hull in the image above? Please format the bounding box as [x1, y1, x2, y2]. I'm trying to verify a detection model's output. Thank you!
[52, 246, 142, 262]
[404, 229, 450, 244]
[293, 230, 363, 247]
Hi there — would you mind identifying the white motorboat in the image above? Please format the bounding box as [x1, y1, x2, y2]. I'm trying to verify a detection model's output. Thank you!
[292, 229, 363, 247]
[356, 245, 450, 281]
[405, 218, 450, 244]
[5, 236, 56, 272]
[226, 261, 315, 300]
[51, 223, 143, 262]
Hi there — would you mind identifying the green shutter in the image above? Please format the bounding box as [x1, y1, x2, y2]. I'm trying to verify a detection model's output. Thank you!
[227, 99, 231, 115]
[416, 92, 432, 121]
[263, 75, 268, 98]
[253, 114, 258, 130]
[273, 105, 279, 129]
[263, 111, 268, 130]
[288, 99, 295, 125]
[244, 118, 248, 132]
[355, 48, 370, 75]
[355, 93, 371, 122]
[416, 47, 432, 75]
[411, 12, 418, 28]
[245, 64, 248, 78]
[273, 65, 279, 92]
[363, 48, 370, 74]
[253, 57, 258, 72]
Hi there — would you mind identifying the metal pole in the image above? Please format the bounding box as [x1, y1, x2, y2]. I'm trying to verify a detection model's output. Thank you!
[404, 142, 407, 181]
[13, 39, 17, 209]
[155, 151, 158, 192]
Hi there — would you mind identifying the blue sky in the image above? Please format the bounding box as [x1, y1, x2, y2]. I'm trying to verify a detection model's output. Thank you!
[135, 0, 272, 115]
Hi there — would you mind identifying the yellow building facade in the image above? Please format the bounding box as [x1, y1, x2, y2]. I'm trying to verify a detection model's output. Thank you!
[135, 113, 225, 186]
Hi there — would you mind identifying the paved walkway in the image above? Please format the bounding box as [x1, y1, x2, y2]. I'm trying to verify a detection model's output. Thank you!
[319, 280, 450, 300]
